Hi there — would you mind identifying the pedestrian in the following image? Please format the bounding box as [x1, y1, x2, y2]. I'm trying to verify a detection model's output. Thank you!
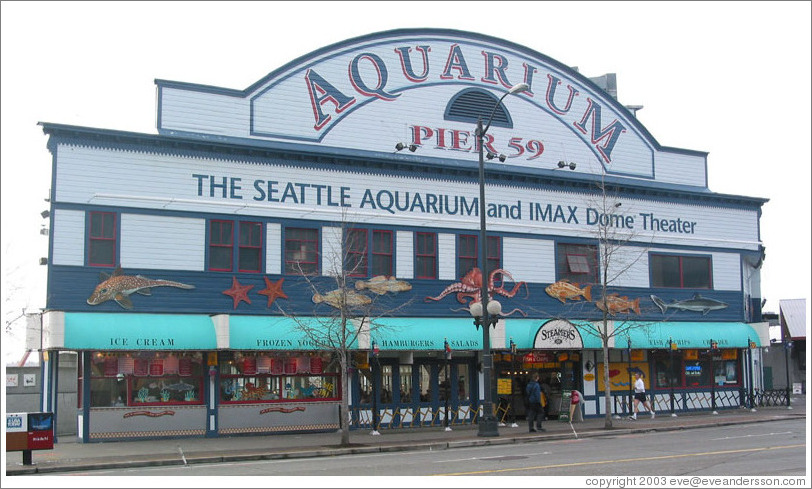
[540, 378, 552, 420]
[629, 372, 655, 420]
[525, 372, 546, 432]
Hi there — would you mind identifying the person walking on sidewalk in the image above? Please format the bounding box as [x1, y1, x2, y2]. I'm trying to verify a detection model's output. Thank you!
[629, 371, 655, 420]
[525, 372, 546, 432]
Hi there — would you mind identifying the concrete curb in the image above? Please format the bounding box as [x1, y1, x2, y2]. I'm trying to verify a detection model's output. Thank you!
[6, 414, 803, 475]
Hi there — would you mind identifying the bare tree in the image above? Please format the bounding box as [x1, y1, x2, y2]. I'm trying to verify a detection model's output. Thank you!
[277, 210, 413, 446]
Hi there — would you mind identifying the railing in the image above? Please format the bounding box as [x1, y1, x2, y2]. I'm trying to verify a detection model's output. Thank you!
[350, 403, 477, 430]
[751, 388, 789, 407]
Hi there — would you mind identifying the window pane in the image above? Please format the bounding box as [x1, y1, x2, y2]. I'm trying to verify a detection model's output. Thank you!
[239, 222, 261, 247]
[567, 254, 590, 274]
[651, 255, 681, 288]
[210, 246, 232, 271]
[90, 241, 115, 266]
[458, 235, 477, 275]
[211, 221, 233, 245]
[371, 230, 392, 276]
[416, 232, 437, 279]
[682, 256, 711, 288]
[557, 243, 598, 283]
[418, 364, 432, 402]
[399, 365, 413, 402]
[285, 228, 319, 274]
[457, 364, 469, 401]
[238, 248, 260, 272]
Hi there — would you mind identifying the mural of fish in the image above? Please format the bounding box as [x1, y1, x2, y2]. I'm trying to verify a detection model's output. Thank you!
[312, 289, 372, 309]
[595, 294, 641, 315]
[650, 294, 729, 315]
[87, 267, 195, 310]
[355, 275, 412, 295]
[545, 279, 592, 303]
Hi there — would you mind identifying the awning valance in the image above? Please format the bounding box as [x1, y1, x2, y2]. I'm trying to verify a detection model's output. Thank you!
[229, 316, 353, 350]
[620, 321, 764, 349]
[61, 312, 218, 350]
[367, 318, 482, 351]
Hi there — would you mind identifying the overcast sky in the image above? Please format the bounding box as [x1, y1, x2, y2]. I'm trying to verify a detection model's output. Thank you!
[2, 1, 810, 367]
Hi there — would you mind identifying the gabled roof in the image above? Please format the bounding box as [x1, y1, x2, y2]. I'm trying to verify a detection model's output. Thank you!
[779, 299, 807, 340]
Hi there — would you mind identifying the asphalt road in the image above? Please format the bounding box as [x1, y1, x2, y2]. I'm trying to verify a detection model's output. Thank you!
[53, 419, 807, 479]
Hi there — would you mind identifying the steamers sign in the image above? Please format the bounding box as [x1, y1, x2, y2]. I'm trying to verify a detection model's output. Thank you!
[533, 319, 584, 349]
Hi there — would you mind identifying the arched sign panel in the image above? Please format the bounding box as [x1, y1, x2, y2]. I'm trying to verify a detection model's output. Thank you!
[157, 29, 672, 180]
[532, 319, 585, 350]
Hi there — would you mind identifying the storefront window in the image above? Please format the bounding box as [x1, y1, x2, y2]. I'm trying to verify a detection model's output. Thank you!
[399, 365, 413, 402]
[219, 352, 339, 403]
[418, 364, 433, 402]
[684, 360, 710, 387]
[438, 364, 451, 402]
[88, 352, 205, 407]
[654, 353, 682, 389]
[458, 365, 470, 402]
[381, 365, 393, 403]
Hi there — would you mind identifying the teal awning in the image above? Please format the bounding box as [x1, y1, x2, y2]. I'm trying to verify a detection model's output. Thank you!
[229, 316, 356, 350]
[621, 322, 763, 349]
[368, 318, 482, 351]
[64, 313, 217, 350]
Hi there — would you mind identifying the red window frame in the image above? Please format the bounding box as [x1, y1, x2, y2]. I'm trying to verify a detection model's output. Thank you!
[238, 221, 262, 273]
[458, 234, 478, 274]
[284, 227, 319, 275]
[415, 232, 437, 279]
[88, 211, 117, 267]
[371, 230, 393, 277]
[347, 228, 368, 277]
[209, 219, 234, 271]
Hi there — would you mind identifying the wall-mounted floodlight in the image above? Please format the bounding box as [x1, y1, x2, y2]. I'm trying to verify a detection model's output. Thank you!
[486, 151, 506, 163]
[557, 160, 576, 170]
[41, 210, 50, 218]
[395, 142, 418, 152]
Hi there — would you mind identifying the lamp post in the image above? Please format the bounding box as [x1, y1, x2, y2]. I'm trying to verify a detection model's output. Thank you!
[747, 337, 756, 411]
[782, 331, 793, 409]
[669, 337, 677, 417]
[709, 339, 718, 414]
[509, 337, 519, 428]
[443, 338, 452, 431]
[626, 337, 632, 417]
[468, 82, 529, 438]
[370, 340, 380, 435]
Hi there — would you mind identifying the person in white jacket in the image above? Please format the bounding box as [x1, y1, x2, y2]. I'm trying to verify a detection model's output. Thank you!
[629, 372, 655, 420]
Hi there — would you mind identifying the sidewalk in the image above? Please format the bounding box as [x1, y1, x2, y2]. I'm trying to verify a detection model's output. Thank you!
[5, 401, 806, 476]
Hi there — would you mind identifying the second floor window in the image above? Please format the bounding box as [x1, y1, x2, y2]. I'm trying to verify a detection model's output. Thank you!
[88, 211, 116, 266]
[458, 235, 500, 276]
[556, 243, 599, 284]
[285, 227, 319, 275]
[650, 254, 712, 288]
[415, 232, 437, 279]
[208, 220, 262, 272]
[346, 229, 393, 277]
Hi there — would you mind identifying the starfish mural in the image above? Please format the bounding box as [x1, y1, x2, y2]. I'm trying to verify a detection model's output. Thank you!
[222, 276, 253, 309]
[258, 277, 288, 307]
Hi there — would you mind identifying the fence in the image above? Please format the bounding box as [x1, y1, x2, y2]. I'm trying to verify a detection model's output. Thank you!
[350, 403, 478, 430]
[609, 388, 790, 416]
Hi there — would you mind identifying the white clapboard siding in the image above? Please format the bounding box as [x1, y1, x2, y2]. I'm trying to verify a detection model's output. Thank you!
[321, 226, 342, 276]
[437, 233, 456, 280]
[159, 87, 249, 138]
[601, 244, 651, 288]
[54, 144, 761, 252]
[52, 209, 85, 266]
[503, 237, 555, 283]
[120, 214, 205, 271]
[395, 230, 414, 279]
[710, 252, 741, 291]
[265, 223, 281, 275]
[654, 151, 707, 188]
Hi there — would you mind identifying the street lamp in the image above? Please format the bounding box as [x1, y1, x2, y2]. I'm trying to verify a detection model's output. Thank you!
[467, 82, 528, 438]
[669, 337, 678, 417]
[626, 337, 632, 417]
[509, 337, 519, 428]
[709, 339, 719, 415]
[370, 340, 380, 435]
